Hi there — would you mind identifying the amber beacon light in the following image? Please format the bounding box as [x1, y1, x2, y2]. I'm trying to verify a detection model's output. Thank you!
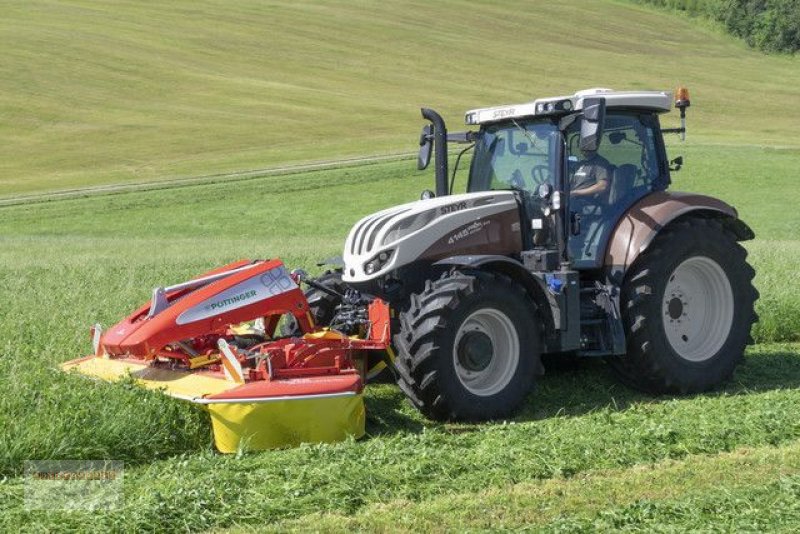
[674, 86, 690, 140]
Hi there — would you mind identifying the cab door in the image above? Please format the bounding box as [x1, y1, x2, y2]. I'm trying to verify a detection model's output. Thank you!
[566, 112, 668, 269]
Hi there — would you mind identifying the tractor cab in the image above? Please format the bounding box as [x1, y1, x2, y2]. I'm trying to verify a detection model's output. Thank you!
[460, 88, 674, 270]
[564, 110, 670, 268]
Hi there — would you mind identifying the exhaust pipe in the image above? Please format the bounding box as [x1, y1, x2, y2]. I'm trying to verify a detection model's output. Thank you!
[420, 108, 448, 197]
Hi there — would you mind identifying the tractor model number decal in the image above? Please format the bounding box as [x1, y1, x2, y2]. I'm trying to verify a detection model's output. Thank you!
[440, 201, 468, 215]
[447, 220, 490, 245]
[176, 265, 298, 325]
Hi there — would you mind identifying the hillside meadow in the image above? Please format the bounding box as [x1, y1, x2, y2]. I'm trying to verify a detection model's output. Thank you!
[1, 0, 799, 196]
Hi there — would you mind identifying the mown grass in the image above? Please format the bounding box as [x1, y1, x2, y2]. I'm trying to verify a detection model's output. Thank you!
[261, 438, 800, 532]
[1, 347, 800, 531]
[2, 0, 799, 195]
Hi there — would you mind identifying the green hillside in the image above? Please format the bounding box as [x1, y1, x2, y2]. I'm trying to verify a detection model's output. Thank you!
[1, 0, 799, 196]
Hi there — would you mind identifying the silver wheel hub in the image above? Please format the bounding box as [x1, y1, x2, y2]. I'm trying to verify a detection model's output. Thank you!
[662, 256, 734, 362]
[453, 308, 519, 396]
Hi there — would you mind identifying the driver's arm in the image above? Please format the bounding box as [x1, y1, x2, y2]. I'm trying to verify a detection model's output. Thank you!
[571, 166, 609, 197]
[571, 177, 609, 197]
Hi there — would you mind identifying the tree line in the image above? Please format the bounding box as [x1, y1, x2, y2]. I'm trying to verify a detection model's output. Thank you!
[633, 0, 799, 53]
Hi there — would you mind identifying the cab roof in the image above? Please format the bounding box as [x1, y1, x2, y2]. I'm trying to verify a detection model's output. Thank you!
[464, 88, 672, 126]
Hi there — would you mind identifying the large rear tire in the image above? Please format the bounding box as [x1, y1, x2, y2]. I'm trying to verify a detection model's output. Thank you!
[607, 218, 758, 394]
[394, 270, 541, 421]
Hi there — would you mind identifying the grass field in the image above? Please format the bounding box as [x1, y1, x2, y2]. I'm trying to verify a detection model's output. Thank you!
[1, 0, 799, 196]
[2, 0, 800, 531]
[1, 144, 800, 530]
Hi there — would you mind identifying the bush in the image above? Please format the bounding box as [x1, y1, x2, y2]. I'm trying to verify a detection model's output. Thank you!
[633, 0, 800, 54]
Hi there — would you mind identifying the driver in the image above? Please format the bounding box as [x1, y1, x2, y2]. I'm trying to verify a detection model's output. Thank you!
[570, 149, 611, 199]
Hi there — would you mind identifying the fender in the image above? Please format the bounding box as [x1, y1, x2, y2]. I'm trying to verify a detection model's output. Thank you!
[434, 254, 545, 291]
[604, 191, 755, 283]
[433, 254, 560, 329]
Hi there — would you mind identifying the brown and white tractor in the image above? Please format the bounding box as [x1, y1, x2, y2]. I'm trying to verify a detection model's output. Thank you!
[309, 88, 757, 421]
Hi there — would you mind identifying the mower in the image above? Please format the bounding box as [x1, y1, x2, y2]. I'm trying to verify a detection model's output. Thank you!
[63, 259, 392, 452]
[65, 87, 758, 451]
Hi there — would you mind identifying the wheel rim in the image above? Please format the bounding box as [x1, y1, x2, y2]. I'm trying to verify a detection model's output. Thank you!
[662, 256, 734, 362]
[453, 308, 520, 396]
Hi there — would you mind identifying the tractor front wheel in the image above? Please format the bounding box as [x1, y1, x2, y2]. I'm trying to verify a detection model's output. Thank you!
[394, 270, 541, 421]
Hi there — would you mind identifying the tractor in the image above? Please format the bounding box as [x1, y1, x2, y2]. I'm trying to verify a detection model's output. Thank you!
[308, 87, 758, 421]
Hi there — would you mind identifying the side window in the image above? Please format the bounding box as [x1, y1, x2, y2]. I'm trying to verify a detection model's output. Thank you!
[597, 114, 660, 194]
[566, 113, 661, 201]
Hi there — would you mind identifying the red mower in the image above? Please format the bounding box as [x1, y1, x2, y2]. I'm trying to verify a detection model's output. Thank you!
[63, 258, 393, 452]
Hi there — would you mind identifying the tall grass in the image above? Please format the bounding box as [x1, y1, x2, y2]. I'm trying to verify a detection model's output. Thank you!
[0, 146, 798, 529]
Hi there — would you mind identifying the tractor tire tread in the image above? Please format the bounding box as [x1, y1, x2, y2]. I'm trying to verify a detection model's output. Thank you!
[393, 269, 540, 421]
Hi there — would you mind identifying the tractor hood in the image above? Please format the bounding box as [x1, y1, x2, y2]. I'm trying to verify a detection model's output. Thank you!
[343, 191, 522, 283]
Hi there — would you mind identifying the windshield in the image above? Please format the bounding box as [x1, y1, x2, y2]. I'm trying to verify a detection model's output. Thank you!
[468, 120, 560, 195]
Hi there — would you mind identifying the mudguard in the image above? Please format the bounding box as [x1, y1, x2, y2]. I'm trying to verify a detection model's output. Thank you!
[433, 255, 566, 356]
[604, 191, 755, 283]
[433, 254, 549, 302]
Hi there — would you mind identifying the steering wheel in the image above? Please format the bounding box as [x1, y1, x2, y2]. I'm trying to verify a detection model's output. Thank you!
[531, 165, 551, 186]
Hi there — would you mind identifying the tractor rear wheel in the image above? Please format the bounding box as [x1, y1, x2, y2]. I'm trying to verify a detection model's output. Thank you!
[607, 218, 758, 394]
[394, 270, 541, 421]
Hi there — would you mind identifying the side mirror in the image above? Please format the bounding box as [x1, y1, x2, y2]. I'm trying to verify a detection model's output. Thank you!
[418, 124, 433, 170]
[579, 97, 606, 153]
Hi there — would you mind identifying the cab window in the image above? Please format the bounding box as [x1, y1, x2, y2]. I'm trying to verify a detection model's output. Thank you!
[566, 112, 662, 202]
[469, 120, 560, 195]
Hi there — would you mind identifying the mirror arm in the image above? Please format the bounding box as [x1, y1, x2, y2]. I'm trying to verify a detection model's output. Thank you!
[558, 113, 579, 131]
[446, 131, 478, 144]
[449, 143, 475, 194]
